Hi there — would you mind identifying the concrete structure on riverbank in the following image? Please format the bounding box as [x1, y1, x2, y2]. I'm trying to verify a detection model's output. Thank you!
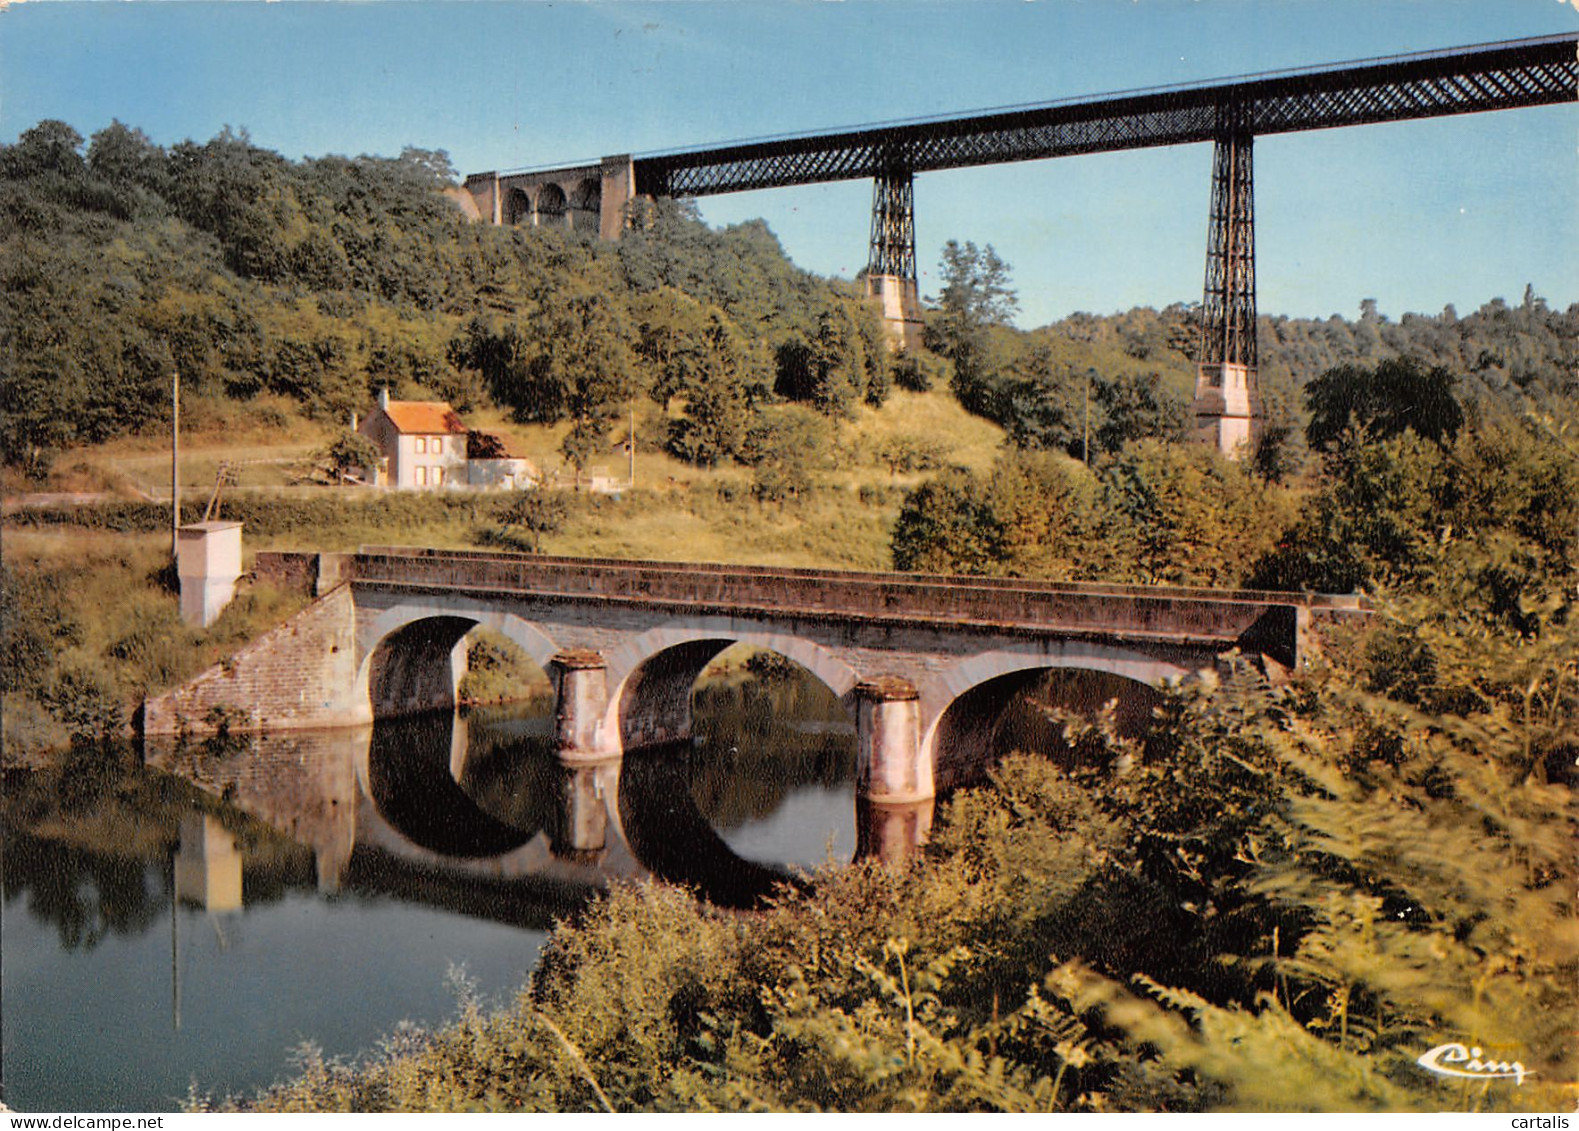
[142, 548, 1365, 825]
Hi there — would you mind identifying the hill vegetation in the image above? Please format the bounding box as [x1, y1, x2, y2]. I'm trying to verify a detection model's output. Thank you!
[4, 119, 1577, 1113]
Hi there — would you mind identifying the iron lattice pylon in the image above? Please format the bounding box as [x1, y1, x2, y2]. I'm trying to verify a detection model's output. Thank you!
[867, 161, 916, 282]
[1198, 107, 1257, 373]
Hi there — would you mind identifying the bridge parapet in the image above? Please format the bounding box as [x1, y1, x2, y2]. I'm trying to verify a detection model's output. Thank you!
[346, 548, 1362, 669]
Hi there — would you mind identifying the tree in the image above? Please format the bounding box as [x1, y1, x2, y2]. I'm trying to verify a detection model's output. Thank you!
[495, 489, 569, 553]
[890, 468, 1006, 575]
[1099, 441, 1287, 587]
[87, 120, 166, 192]
[665, 310, 769, 466]
[928, 241, 1018, 409]
[935, 240, 1018, 331]
[535, 292, 637, 480]
[1304, 357, 1464, 452]
[741, 405, 830, 503]
[398, 146, 457, 187]
[321, 431, 382, 483]
[1093, 370, 1189, 454]
[3, 120, 85, 179]
[776, 301, 873, 418]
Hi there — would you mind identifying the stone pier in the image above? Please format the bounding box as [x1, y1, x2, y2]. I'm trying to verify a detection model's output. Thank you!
[856, 676, 928, 805]
[550, 649, 614, 762]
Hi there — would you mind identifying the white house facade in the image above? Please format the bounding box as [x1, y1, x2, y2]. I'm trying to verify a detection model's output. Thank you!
[356, 391, 539, 491]
[357, 391, 470, 490]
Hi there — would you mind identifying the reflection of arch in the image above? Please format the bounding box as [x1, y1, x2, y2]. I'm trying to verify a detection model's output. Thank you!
[920, 643, 1185, 791]
[364, 711, 539, 857]
[569, 178, 601, 233]
[357, 600, 561, 717]
[505, 186, 534, 226]
[601, 625, 860, 754]
[536, 183, 569, 227]
[618, 748, 805, 909]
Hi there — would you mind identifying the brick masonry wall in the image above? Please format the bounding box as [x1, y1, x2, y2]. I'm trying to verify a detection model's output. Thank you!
[142, 585, 367, 737]
[250, 551, 320, 596]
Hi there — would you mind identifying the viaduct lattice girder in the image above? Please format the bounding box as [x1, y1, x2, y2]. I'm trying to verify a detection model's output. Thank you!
[631, 35, 1577, 198]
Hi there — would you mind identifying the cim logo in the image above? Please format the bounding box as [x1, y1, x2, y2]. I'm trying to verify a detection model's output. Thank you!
[1416, 1042, 1531, 1085]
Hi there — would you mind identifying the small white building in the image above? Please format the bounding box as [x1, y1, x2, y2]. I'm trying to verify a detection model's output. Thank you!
[357, 390, 469, 489]
[466, 432, 540, 491]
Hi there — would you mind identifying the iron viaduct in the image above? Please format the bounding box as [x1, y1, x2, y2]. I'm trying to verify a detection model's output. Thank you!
[142, 548, 1366, 823]
[459, 34, 1577, 455]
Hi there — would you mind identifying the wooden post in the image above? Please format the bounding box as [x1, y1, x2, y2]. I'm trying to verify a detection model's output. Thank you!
[171, 367, 180, 560]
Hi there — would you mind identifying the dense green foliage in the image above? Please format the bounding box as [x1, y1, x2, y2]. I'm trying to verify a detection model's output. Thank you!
[8, 118, 1572, 487]
[215, 619, 1574, 1112]
[890, 445, 1292, 587]
[201, 295, 1573, 1112]
[1, 123, 892, 481]
[924, 270, 1575, 470]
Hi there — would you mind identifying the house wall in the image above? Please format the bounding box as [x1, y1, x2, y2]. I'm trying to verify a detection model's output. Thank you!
[395, 432, 467, 489]
[468, 457, 537, 491]
[357, 407, 473, 490]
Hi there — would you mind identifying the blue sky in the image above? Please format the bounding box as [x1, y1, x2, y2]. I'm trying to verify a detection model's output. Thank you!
[3, 0, 1574, 328]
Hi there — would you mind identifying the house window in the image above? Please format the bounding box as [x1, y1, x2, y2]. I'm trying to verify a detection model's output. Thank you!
[416, 466, 428, 487]
[434, 467, 445, 486]
[432, 436, 443, 455]
[416, 437, 428, 454]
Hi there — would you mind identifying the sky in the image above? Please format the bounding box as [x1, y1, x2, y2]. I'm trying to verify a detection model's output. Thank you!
[2, 0, 1575, 329]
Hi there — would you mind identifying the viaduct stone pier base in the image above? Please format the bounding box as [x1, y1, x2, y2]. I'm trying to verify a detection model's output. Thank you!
[864, 274, 924, 352]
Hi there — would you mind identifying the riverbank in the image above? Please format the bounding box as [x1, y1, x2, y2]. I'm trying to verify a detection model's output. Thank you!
[206, 637, 1577, 1114]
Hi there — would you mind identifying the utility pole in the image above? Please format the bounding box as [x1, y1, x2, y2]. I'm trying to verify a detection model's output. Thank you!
[171, 366, 181, 560]
[628, 405, 635, 489]
[1083, 368, 1092, 465]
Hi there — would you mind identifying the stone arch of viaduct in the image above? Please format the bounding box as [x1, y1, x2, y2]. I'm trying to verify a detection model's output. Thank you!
[143, 549, 1361, 808]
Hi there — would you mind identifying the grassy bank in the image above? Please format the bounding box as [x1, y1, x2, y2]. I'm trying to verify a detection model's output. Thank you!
[205, 629, 1575, 1112]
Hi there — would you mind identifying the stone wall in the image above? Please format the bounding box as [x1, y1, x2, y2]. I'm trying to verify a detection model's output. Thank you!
[142, 584, 367, 737]
[251, 551, 319, 596]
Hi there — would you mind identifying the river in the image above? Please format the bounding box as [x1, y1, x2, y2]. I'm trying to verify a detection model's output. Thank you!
[1, 667, 863, 1112]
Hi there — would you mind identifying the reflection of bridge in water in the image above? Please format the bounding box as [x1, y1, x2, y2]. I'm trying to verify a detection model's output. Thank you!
[148, 708, 877, 914]
[144, 547, 1366, 866]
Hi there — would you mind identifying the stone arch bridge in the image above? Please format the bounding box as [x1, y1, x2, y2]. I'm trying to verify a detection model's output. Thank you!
[142, 547, 1364, 809]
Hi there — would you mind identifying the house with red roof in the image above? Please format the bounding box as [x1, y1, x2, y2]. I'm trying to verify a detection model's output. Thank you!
[356, 390, 540, 491]
[357, 389, 469, 489]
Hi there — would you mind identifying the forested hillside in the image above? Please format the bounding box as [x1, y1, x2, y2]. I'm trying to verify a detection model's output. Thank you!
[4, 118, 1574, 485]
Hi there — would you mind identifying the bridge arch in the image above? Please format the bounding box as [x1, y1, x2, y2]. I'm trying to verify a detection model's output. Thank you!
[504, 186, 535, 226]
[354, 709, 541, 859]
[600, 623, 861, 754]
[917, 642, 1195, 790]
[356, 598, 562, 718]
[569, 177, 601, 233]
[536, 182, 569, 228]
